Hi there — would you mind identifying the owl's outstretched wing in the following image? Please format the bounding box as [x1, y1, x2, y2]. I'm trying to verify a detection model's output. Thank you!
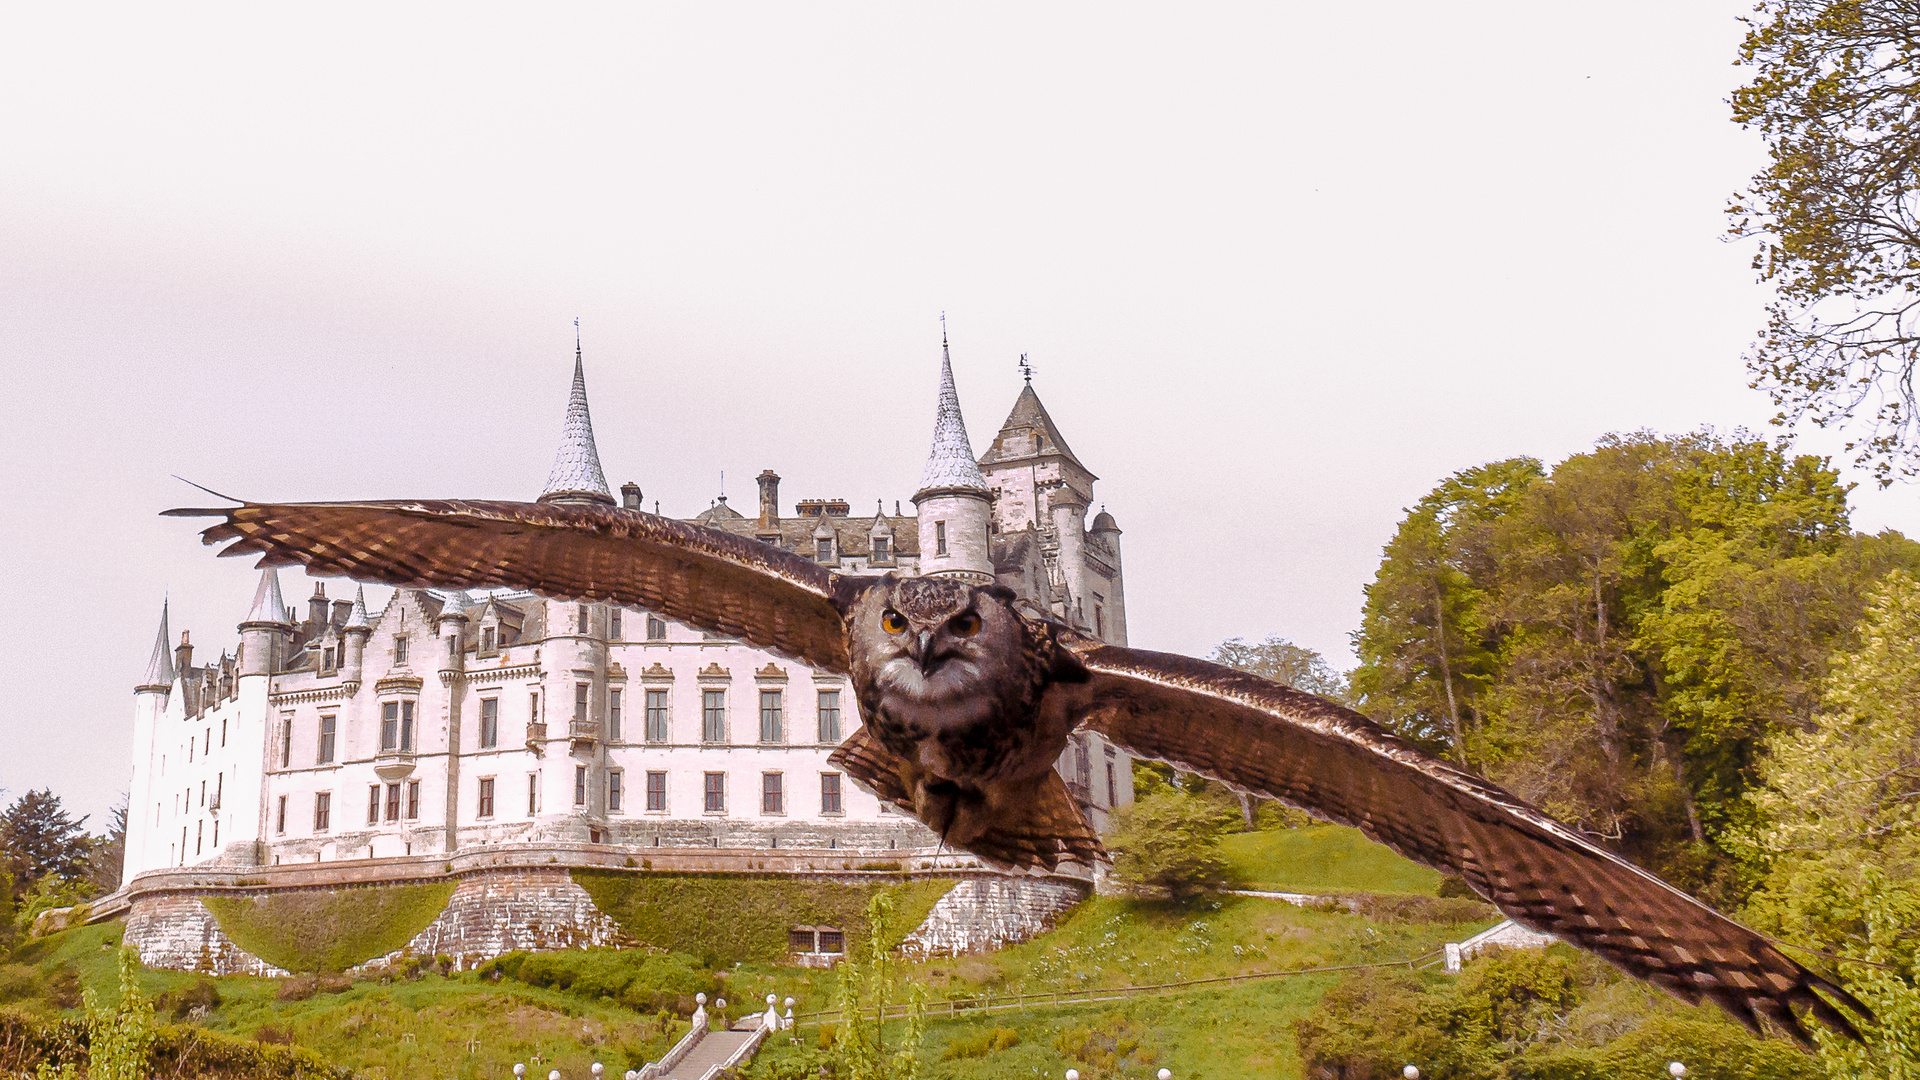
[164, 499, 868, 673]
[1068, 640, 1868, 1046]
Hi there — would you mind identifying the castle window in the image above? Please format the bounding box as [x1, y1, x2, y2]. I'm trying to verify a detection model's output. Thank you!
[608, 689, 623, 741]
[447, 635, 457, 662]
[577, 604, 590, 634]
[195, 820, 202, 856]
[213, 772, 222, 809]
[481, 626, 497, 655]
[608, 769, 624, 812]
[574, 765, 588, 806]
[646, 771, 667, 812]
[816, 538, 833, 562]
[610, 609, 623, 640]
[386, 782, 401, 822]
[200, 780, 206, 807]
[935, 521, 947, 555]
[759, 690, 783, 742]
[575, 682, 590, 724]
[762, 772, 784, 814]
[1107, 761, 1117, 806]
[480, 697, 499, 748]
[817, 690, 841, 742]
[221, 717, 227, 747]
[703, 772, 726, 813]
[528, 774, 540, 816]
[872, 536, 890, 561]
[394, 635, 409, 665]
[402, 701, 415, 750]
[820, 772, 842, 814]
[478, 777, 495, 818]
[1094, 605, 1104, 638]
[382, 702, 399, 750]
[406, 780, 420, 819]
[368, 785, 381, 825]
[530, 691, 540, 724]
[646, 690, 669, 743]
[323, 646, 336, 671]
[276, 795, 287, 835]
[318, 714, 336, 764]
[279, 715, 292, 768]
[647, 615, 667, 640]
[702, 690, 726, 742]
[314, 792, 331, 832]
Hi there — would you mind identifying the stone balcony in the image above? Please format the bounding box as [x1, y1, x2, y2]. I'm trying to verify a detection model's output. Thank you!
[569, 720, 600, 753]
[374, 747, 416, 779]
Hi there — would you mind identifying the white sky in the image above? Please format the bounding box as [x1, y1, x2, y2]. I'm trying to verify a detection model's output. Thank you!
[5, 3, 1913, 828]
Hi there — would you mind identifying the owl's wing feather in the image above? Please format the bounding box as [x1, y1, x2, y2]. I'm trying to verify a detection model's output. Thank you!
[1070, 640, 1867, 1045]
[165, 499, 866, 673]
[828, 729, 1104, 873]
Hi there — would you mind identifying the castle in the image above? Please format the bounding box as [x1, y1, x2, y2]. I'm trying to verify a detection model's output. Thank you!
[121, 338, 1135, 900]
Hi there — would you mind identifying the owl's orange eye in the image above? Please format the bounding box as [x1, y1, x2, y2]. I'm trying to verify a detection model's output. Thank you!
[949, 612, 983, 637]
[881, 610, 909, 634]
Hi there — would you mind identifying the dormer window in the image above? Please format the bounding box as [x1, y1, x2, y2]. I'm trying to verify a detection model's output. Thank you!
[872, 536, 890, 561]
[393, 635, 409, 665]
[481, 626, 497, 655]
[816, 538, 833, 562]
[646, 615, 667, 640]
[322, 646, 336, 671]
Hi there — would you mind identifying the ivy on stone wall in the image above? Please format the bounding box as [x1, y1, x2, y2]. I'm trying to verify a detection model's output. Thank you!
[201, 881, 456, 973]
[571, 871, 956, 967]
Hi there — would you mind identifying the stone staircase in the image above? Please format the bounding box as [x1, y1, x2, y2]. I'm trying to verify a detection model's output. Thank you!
[658, 1028, 760, 1079]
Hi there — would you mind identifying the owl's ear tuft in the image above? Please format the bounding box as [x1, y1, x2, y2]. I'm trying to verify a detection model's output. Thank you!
[980, 584, 1019, 606]
[830, 575, 886, 616]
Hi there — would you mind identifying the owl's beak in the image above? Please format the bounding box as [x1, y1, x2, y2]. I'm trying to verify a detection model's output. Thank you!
[916, 630, 938, 674]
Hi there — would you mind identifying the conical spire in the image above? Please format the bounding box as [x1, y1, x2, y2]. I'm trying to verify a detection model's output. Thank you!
[244, 568, 290, 625]
[345, 586, 373, 631]
[916, 329, 988, 495]
[141, 599, 175, 688]
[539, 332, 615, 506]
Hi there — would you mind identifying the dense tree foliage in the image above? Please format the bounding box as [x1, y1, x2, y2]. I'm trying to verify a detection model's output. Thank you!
[1351, 432, 1920, 889]
[1732, 0, 1920, 483]
[1738, 571, 1920, 1075]
[1107, 769, 1243, 898]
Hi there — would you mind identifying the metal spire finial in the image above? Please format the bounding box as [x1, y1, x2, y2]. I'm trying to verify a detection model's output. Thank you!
[1018, 352, 1034, 384]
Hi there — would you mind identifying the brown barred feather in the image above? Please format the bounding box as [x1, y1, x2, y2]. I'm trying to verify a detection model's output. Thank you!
[1068, 639, 1869, 1046]
[165, 500, 865, 674]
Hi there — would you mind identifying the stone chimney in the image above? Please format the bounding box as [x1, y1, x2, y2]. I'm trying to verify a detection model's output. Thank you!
[621, 481, 643, 511]
[331, 598, 353, 627]
[757, 470, 781, 531]
[307, 583, 329, 628]
[175, 631, 193, 679]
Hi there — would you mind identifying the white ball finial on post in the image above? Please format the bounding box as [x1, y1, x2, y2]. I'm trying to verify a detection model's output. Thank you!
[592, 1065, 604, 1078]
[1065, 1071, 1080, 1080]
[548, 1071, 561, 1080]
[1159, 1071, 1173, 1080]
[1404, 1068, 1421, 1080]
[513, 1066, 526, 1078]
[1669, 1065, 1686, 1078]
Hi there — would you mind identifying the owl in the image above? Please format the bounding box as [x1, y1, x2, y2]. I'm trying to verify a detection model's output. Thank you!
[167, 497, 1867, 1045]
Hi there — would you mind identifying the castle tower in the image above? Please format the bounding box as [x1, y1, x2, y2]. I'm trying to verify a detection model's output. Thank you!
[125, 600, 176, 884]
[436, 591, 469, 852]
[539, 340, 615, 507]
[237, 568, 291, 677]
[912, 332, 992, 584]
[342, 586, 372, 692]
[1088, 508, 1127, 645]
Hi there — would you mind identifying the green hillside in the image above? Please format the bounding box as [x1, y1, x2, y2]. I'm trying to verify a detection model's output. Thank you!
[1218, 824, 1445, 896]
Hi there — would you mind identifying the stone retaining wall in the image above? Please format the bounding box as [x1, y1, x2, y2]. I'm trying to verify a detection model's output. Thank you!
[899, 877, 1089, 957]
[124, 893, 289, 977]
[385, 869, 632, 969]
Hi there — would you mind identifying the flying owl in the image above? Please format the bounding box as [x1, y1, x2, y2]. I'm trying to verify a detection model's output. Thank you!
[166, 497, 1868, 1045]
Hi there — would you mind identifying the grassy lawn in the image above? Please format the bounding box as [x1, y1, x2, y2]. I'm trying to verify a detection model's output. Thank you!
[1219, 824, 1445, 896]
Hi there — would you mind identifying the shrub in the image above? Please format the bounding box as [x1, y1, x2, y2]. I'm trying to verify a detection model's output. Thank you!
[155, 975, 220, 1020]
[253, 1022, 294, 1045]
[1107, 784, 1243, 898]
[490, 948, 715, 1014]
[273, 974, 352, 1002]
[1053, 1014, 1156, 1079]
[0, 964, 44, 1006]
[939, 1024, 1021, 1060]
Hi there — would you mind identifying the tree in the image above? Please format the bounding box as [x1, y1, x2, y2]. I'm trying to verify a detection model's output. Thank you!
[834, 891, 926, 1080]
[1208, 635, 1347, 700]
[0, 790, 90, 892]
[1107, 782, 1242, 899]
[87, 799, 127, 895]
[1350, 457, 1542, 767]
[1732, 0, 1920, 484]
[1739, 570, 1920, 1073]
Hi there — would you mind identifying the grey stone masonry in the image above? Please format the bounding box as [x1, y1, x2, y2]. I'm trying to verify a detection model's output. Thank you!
[396, 869, 631, 968]
[899, 876, 1088, 957]
[124, 892, 288, 977]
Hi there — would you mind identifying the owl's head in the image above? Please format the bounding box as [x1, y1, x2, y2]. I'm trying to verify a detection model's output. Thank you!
[849, 576, 1025, 707]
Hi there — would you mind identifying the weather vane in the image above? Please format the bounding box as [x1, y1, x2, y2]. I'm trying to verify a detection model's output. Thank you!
[1018, 353, 1034, 384]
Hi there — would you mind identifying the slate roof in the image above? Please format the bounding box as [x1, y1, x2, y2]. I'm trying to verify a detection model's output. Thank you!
[539, 350, 615, 505]
[142, 600, 175, 687]
[980, 383, 1092, 478]
[916, 347, 988, 495]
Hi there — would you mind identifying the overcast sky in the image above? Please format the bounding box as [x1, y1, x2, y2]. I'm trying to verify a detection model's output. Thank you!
[5, 3, 1913, 827]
